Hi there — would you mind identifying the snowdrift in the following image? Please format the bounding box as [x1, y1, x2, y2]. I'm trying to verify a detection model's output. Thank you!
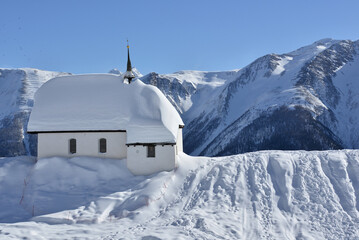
[1, 150, 359, 239]
[27, 74, 183, 144]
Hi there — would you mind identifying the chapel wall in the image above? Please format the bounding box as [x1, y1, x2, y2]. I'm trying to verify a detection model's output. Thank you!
[176, 128, 183, 153]
[37, 132, 127, 159]
[126, 144, 176, 175]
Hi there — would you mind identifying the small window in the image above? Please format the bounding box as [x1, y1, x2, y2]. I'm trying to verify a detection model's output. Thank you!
[99, 138, 107, 153]
[69, 138, 76, 154]
[147, 145, 155, 158]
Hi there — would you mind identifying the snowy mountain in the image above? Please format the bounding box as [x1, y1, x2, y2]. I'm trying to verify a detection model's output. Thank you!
[1, 150, 359, 239]
[109, 67, 143, 78]
[0, 68, 70, 156]
[141, 39, 359, 156]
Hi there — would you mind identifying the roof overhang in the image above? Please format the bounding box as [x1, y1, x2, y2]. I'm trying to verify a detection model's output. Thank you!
[27, 130, 126, 134]
[126, 142, 176, 146]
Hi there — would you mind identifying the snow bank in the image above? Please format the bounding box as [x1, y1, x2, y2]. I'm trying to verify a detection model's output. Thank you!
[1, 150, 359, 239]
[27, 74, 183, 144]
[0, 156, 36, 222]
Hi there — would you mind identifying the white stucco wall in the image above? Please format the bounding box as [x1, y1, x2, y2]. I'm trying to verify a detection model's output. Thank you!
[37, 132, 127, 159]
[127, 145, 176, 175]
[37, 127, 183, 175]
[176, 128, 183, 154]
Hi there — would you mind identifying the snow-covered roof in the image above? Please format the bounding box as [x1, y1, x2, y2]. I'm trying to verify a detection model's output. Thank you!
[27, 74, 184, 144]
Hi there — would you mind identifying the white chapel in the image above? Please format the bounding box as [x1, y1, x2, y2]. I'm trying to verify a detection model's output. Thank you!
[27, 44, 184, 175]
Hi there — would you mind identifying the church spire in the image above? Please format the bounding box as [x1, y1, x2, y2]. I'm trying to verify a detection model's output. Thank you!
[126, 40, 132, 72]
[124, 40, 135, 84]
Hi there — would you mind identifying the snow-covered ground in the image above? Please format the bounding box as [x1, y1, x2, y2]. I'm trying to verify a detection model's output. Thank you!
[1, 150, 359, 239]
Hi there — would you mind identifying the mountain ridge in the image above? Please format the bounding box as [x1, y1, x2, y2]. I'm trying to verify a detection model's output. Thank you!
[141, 38, 359, 156]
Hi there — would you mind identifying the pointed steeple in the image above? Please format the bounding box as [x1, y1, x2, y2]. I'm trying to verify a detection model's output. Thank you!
[124, 40, 135, 84]
[127, 43, 132, 72]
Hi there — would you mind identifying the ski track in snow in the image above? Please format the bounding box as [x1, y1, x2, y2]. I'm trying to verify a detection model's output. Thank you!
[0, 150, 359, 239]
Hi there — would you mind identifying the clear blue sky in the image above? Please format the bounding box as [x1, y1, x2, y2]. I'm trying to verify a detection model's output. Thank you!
[1, 0, 359, 75]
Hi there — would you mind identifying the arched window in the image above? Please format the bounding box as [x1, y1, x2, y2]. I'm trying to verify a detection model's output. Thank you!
[99, 138, 107, 153]
[69, 138, 76, 154]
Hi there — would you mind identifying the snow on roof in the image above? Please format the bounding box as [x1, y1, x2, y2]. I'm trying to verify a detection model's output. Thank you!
[27, 74, 184, 144]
